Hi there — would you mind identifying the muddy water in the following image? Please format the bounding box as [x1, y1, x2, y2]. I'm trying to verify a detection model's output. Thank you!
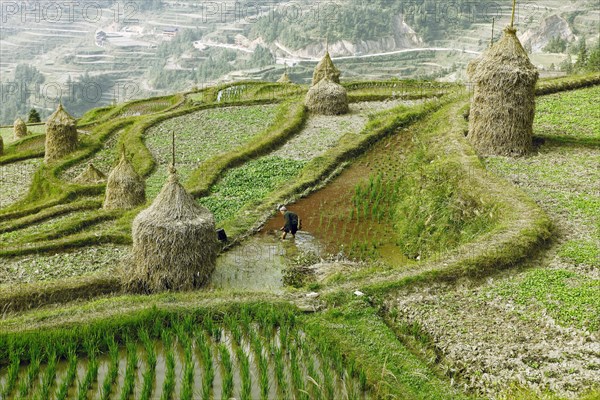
[209, 233, 323, 292]
[262, 130, 414, 265]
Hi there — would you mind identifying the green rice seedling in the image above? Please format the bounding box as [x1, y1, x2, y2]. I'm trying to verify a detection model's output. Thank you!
[196, 329, 214, 400]
[301, 338, 322, 400]
[100, 336, 120, 400]
[249, 329, 269, 400]
[139, 329, 157, 400]
[239, 308, 252, 336]
[330, 346, 345, 378]
[78, 339, 100, 400]
[272, 340, 288, 397]
[1, 352, 21, 398]
[17, 345, 42, 399]
[320, 353, 335, 400]
[289, 342, 307, 400]
[279, 324, 289, 351]
[218, 343, 234, 400]
[56, 349, 77, 400]
[36, 350, 57, 400]
[228, 317, 242, 346]
[77, 356, 99, 400]
[160, 329, 176, 400]
[344, 371, 361, 400]
[180, 330, 195, 400]
[236, 346, 252, 400]
[203, 315, 222, 343]
[119, 338, 138, 400]
[359, 369, 367, 392]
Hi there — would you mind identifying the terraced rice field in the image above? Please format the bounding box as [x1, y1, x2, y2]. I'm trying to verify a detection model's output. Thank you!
[0, 308, 367, 400]
[144, 105, 280, 198]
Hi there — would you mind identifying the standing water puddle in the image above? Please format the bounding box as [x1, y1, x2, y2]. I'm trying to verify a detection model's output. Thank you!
[209, 232, 323, 292]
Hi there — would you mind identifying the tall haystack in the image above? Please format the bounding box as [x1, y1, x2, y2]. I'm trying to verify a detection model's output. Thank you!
[103, 150, 146, 210]
[125, 166, 218, 293]
[312, 52, 341, 86]
[277, 71, 292, 84]
[467, 26, 538, 156]
[13, 117, 27, 140]
[44, 103, 78, 163]
[305, 77, 349, 115]
[75, 163, 106, 185]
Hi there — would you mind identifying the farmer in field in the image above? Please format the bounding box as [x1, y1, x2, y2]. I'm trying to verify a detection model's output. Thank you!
[279, 206, 300, 240]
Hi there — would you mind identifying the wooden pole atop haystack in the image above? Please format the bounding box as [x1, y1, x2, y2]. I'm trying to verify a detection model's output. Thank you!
[511, 0, 517, 28]
[312, 39, 341, 86]
[491, 18, 495, 46]
[171, 130, 176, 170]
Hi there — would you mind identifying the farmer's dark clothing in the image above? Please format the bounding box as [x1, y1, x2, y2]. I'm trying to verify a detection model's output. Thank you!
[283, 211, 299, 235]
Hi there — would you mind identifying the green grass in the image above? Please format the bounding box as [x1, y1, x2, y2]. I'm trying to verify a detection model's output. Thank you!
[199, 156, 306, 223]
[534, 85, 600, 141]
[0, 124, 45, 146]
[490, 269, 600, 331]
[302, 299, 470, 400]
[558, 240, 600, 267]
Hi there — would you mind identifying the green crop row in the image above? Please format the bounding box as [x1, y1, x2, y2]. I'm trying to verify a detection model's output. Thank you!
[0, 304, 367, 400]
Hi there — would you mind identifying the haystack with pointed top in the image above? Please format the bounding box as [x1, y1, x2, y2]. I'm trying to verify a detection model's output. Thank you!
[125, 166, 219, 293]
[305, 77, 349, 115]
[13, 117, 27, 140]
[467, 27, 538, 156]
[312, 52, 341, 86]
[75, 163, 106, 185]
[277, 71, 292, 84]
[44, 103, 78, 163]
[103, 150, 145, 210]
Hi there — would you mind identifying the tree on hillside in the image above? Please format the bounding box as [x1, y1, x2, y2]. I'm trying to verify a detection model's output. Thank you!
[560, 54, 573, 73]
[28, 109, 41, 123]
[249, 45, 275, 68]
[574, 36, 588, 70]
[543, 36, 567, 53]
[585, 43, 600, 72]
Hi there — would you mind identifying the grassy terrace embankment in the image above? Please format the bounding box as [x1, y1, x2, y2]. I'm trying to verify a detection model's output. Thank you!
[0, 77, 596, 400]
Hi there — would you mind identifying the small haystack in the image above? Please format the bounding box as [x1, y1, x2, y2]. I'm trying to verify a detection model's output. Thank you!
[125, 166, 218, 293]
[467, 26, 538, 156]
[13, 117, 27, 140]
[305, 77, 349, 115]
[103, 150, 146, 210]
[277, 71, 292, 84]
[312, 52, 341, 86]
[44, 103, 78, 163]
[75, 163, 106, 185]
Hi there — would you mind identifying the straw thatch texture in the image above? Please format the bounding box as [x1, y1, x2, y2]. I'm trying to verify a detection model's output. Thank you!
[103, 151, 146, 210]
[277, 71, 292, 84]
[312, 52, 341, 86]
[75, 163, 106, 185]
[467, 27, 538, 156]
[44, 104, 78, 163]
[126, 167, 218, 293]
[305, 78, 349, 115]
[13, 117, 27, 140]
